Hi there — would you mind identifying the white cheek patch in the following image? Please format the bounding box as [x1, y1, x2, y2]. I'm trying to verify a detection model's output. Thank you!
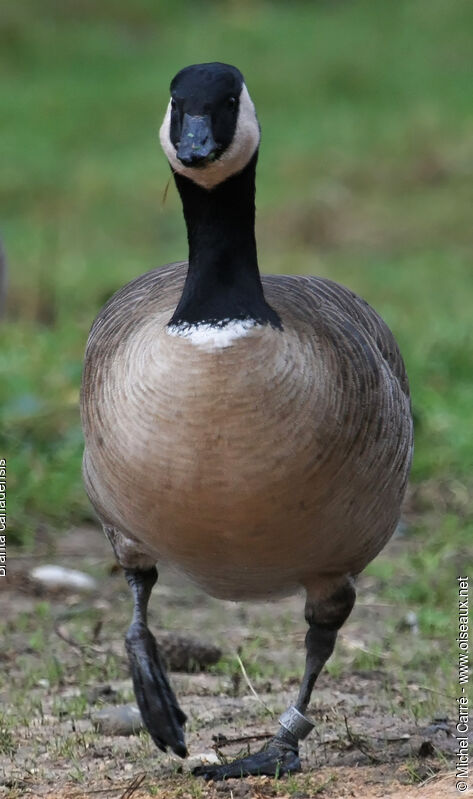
[159, 84, 260, 190]
[167, 319, 259, 350]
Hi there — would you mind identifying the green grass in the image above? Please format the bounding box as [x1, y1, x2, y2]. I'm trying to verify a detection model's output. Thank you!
[1, 0, 472, 635]
[1, 0, 472, 543]
[1, 6, 471, 748]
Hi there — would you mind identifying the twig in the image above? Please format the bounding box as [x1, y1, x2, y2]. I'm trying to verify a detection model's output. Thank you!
[417, 769, 455, 788]
[54, 623, 103, 655]
[235, 653, 275, 717]
[344, 643, 389, 659]
[119, 773, 146, 799]
[212, 731, 273, 748]
[343, 715, 381, 763]
[417, 685, 457, 700]
[162, 176, 172, 205]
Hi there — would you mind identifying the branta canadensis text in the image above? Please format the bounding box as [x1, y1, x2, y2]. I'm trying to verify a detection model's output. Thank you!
[0, 237, 6, 318]
[81, 63, 413, 779]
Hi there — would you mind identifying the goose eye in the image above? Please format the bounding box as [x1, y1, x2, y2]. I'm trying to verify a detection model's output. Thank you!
[227, 96, 236, 110]
[171, 98, 177, 111]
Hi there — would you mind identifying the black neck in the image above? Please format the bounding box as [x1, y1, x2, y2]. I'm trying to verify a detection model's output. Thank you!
[169, 152, 281, 328]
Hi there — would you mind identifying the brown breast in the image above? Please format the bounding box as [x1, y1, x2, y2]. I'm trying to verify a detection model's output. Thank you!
[81, 263, 412, 599]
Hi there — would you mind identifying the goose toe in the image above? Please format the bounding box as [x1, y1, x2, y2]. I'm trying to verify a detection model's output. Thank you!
[193, 739, 300, 780]
[125, 621, 187, 757]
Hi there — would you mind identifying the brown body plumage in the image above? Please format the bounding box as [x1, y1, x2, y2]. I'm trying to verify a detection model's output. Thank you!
[81, 262, 412, 600]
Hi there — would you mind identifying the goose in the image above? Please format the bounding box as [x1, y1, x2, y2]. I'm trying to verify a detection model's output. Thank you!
[80, 62, 413, 780]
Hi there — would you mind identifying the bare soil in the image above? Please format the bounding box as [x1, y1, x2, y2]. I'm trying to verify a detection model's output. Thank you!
[0, 527, 458, 798]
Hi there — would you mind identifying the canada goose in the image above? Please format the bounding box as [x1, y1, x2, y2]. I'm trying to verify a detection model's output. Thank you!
[80, 62, 413, 779]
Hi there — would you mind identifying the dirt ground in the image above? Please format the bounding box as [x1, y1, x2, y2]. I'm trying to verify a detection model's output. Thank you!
[0, 527, 461, 798]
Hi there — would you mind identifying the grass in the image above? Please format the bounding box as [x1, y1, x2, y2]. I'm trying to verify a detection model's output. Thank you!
[1, 0, 473, 541]
[0, 553, 459, 796]
[0, 2, 471, 794]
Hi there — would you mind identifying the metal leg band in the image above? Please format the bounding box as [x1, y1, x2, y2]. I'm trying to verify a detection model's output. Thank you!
[278, 706, 314, 740]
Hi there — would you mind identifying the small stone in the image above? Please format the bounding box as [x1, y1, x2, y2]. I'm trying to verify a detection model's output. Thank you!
[184, 751, 221, 772]
[397, 610, 419, 634]
[86, 684, 117, 704]
[216, 780, 251, 797]
[405, 610, 418, 627]
[158, 632, 222, 672]
[30, 565, 97, 593]
[92, 704, 143, 736]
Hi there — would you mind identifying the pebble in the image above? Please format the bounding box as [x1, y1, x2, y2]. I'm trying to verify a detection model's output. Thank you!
[30, 565, 97, 593]
[397, 610, 419, 634]
[86, 683, 117, 704]
[159, 632, 222, 672]
[184, 751, 221, 772]
[92, 704, 143, 736]
[215, 779, 252, 796]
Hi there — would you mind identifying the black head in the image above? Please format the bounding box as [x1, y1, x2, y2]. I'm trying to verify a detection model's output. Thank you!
[160, 62, 260, 189]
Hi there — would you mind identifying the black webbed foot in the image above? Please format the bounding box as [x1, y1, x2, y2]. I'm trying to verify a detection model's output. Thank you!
[124, 566, 187, 757]
[192, 738, 301, 780]
[126, 620, 187, 757]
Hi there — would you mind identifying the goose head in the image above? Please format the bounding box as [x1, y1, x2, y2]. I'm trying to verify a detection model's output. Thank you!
[159, 62, 260, 190]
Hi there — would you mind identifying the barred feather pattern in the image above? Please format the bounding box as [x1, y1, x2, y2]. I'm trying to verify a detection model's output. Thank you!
[81, 262, 412, 600]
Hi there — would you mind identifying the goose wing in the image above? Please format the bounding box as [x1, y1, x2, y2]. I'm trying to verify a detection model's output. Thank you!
[263, 274, 410, 400]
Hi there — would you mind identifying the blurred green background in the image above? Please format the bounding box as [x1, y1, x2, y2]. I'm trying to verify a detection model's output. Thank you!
[1, 0, 472, 548]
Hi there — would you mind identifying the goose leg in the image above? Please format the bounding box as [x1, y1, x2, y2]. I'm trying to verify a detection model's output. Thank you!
[194, 577, 356, 781]
[125, 566, 187, 757]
